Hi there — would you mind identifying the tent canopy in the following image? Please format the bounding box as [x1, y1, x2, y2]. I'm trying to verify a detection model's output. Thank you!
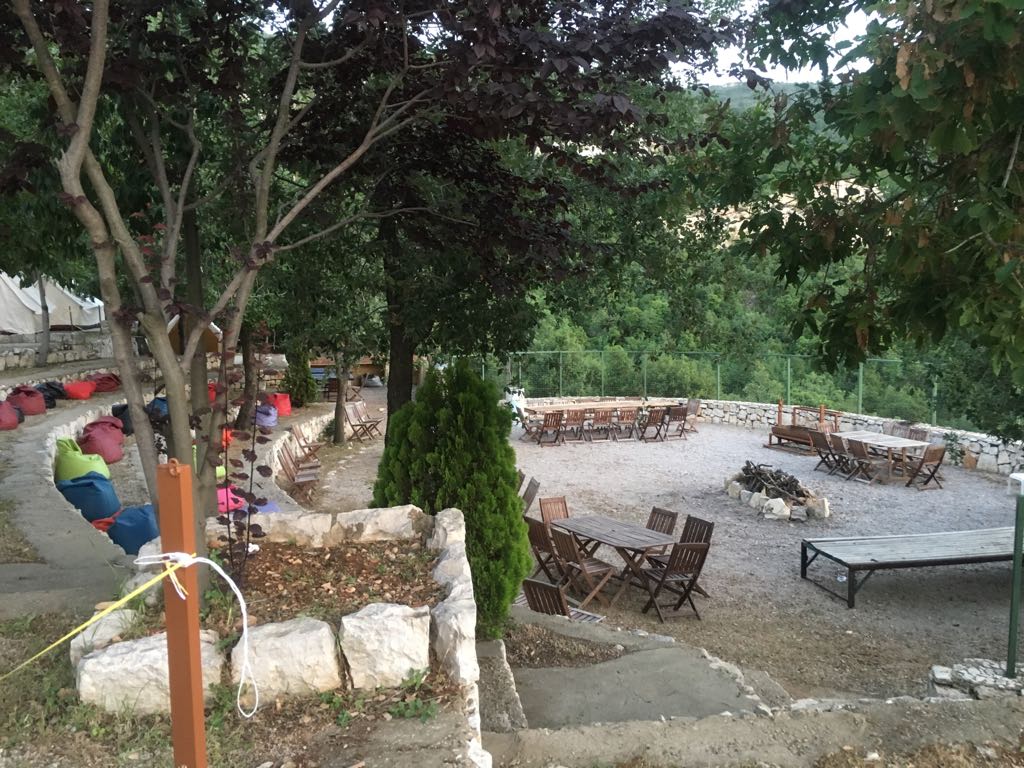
[0, 273, 105, 334]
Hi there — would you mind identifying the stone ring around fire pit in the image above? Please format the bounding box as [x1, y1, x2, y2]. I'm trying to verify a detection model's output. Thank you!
[724, 461, 830, 521]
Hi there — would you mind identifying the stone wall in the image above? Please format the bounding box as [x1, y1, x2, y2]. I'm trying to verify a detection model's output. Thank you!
[0, 329, 113, 372]
[0, 359, 154, 401]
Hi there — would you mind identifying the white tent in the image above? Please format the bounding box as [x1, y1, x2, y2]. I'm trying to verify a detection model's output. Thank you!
[0, 273, 105, 334]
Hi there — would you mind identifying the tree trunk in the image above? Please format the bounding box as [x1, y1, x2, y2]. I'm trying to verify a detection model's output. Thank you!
[35, 273, 50, 367]
[234, 324, 258, 429]
[386, 322, 415, 426]
[334, 354, 348, 444]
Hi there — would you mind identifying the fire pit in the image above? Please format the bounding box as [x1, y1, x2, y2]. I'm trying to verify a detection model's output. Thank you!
[725, 461, 830, 521]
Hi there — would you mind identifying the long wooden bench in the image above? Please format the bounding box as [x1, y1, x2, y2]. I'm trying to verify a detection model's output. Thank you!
[801, 527, 1016, 608]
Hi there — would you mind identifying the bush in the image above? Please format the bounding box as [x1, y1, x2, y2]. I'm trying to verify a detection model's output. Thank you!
[282, 346, 319, 407]
[373, 361, 531, 638]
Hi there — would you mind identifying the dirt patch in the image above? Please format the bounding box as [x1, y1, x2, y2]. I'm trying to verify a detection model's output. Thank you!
[0, 499, 39, 563]
[813, 743, 1024, 768]
[504, 621, 624, 668]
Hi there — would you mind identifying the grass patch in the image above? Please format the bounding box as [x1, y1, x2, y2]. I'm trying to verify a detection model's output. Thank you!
[0, 499, 40, 563]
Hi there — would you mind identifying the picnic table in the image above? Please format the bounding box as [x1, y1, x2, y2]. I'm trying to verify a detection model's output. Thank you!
[524, 398, 678, 415]
[833, 430, 929, 479]
[552, 514, 677, 603]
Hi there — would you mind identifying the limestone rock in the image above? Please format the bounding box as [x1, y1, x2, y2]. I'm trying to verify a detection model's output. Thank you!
[727, 481, 741, 499]
[976, 453, 998, 473]
[434, 541, 472, 591]
[761, 498, 790, 520]
[231, 617, 341, 707]
[806, 497, 831, 519]
[339, 603, 430, 689]
[748, 491, 769, 510]
[739, 490, 753, 505]
[70, 609, 138, 666]
[428, 508, 466, 551]
[77, 630, 223, 715]
[326, 504, 431, 544]
[432, 597, 479, 685]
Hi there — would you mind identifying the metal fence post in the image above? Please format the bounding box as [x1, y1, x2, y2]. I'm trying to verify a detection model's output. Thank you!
[1008, 495, 1024, 677]
[601, 350, 605, 396]
[642, 355, 647, 398]
[932, 378, 939, 425]
[716, 358, 721, 400]
[857, 362, 864, 414]
[786, 356, 792, 406]
[558, 352, 563, 397]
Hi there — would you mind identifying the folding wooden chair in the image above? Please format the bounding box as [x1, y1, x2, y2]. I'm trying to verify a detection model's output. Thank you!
[639, 542, 710, 622]
[684, 398, 702, 433]
[537, 411, 565, 446]
[520, 477, 541, 513]
[516, 407, 544, 441]
[563, 409, 587, 442]
[278, 444, 318, 500]
[826, 433, 855, 477]
[550, 528, 618, 609]
[282, 439, 320, 472]
[519, 578, 604, 623]
[525, 517, 562, 583]
[612, 407, 638, 440]
[539, 496, 570, 526]
[808, 430, 839, 474]
[354, 400, 384, 437]
[516, 468, 526, 491]
[665, 406, 689, 440]
[846, 439, 884, 483]
[289, 425, 324, 460]
[908, 427, 929, 441]
[639, 407, 668, 442]
[905, 444, 946, 490]
[585, 409, 614, 441]
[649, 514, 715, 597]
[344, 402, 373, 441]
[645, 506, 678, 535]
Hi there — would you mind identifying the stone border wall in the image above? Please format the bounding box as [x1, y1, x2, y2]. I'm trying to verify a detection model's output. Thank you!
[0, 330, 113, 372]
[0, 360, 139, 400]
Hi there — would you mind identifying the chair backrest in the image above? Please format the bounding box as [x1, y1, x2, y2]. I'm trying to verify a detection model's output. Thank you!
[645, 407, 666, 425]
[522, 578, 570, 618]
[617, 407, 637, 423]
[686, 398, 701, 417]
[891, 422, 911, 438]
[565, 409, 585, 427]
[667, 406, 688, 423]
[908, 427, 929, 441]
[827, 433, 848, 455]
[355, 400, 374, 420]
[344, 402, 361, 425]
[539, 496, 570, 525]
[808, 430, 832, 453]
[526, 516, 555, 554]
[847, 439, 871, 460]
[591, 409, 613, 426]
[278, 444, 298, 479]
[542, 411, 563, 429]
[550, 528, 581, 565]
[517, 468, 526, 490]
[679, 514, 714, 544]
[923, 444, 946, 465]
[521, 477, 541, 512]
[646, 506, 678, 535]
[665, 541, 710, 576]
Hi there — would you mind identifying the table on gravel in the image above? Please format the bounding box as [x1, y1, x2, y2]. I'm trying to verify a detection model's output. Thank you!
[801, 527, 1016, 608]
[524, 399, 679, 415]
[552, 514, 678, 605]
[833, 430, 930, 480]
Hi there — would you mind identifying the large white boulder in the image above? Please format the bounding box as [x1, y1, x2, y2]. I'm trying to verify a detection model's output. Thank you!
[432, 596, 479, 685]
[428, 508, 466, 551]
[76, 630, 224, 715]
[748, 491, 769, 510]
[806, 496, 831, 519]
[326, 504, 430, 544]
[207, 511, 333, 547]
[761, 498, 791, 521]
[70, 609, 139, 666]
[230, 617, 341, 707]
[339, 603, 431, 689]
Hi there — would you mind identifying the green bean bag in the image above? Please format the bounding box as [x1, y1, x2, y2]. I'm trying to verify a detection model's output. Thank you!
[54, 437, 111, 482]
[192, 444, 227, 481]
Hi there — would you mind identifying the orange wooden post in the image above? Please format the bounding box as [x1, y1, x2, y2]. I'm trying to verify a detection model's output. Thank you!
[157, 460, 208, 768]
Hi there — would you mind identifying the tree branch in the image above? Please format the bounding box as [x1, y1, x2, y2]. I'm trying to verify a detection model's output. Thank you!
[1003, 125, 1021, 190]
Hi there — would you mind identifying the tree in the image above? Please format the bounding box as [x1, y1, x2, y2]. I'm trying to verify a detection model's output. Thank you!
[373, 362, 530, 638]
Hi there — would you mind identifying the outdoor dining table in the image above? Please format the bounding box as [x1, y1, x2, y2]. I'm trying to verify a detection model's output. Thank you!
[551, 514, 677, 604]
[523, 398, 678, 415]
[833, 430, 930, 479]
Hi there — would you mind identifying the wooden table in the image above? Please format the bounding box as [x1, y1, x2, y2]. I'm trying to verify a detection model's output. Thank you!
[552, 515, 677, 604]
[524, 399, 679, 415]
[834, 430, 929, 479]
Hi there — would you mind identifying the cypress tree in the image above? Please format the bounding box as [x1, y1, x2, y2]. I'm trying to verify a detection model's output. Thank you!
[373, 361, 530, 638]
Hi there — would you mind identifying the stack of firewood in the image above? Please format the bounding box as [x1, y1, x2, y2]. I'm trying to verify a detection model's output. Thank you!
[737, 461, 811, 503]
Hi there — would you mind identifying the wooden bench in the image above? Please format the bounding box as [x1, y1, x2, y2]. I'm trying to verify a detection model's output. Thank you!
[801, 527, 1016, 608]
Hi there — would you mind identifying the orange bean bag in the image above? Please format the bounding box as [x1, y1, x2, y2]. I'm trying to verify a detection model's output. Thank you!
[64, 380, 98, 400]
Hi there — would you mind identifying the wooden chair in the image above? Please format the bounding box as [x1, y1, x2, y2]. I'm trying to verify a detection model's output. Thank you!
[585, 409, 614, 441]
[808, 430, 839, 474]
[278, 444, 318, 500]
[344, 402, 374, 441]
[521, 477, 541, 513]
[282, 439, 319, 472]
[516, 407, 544, 441]
[665, 406, 689, 440]
[289, 425, 324, 460]
[525, 517, 562, 582]
[639, 542, 710, 622]
[550, 528, 618, 609]
[908, 427, 929, 441]
[645, 507, 678, 536]
[539, 496, 570, 526]
[846, 439, 884, 483]
[354, 401, 384, 437]
[684, 398, 702, 433]
[564, 409, 587, 442]
[826, 433, 854, 478]
[516, 468, 526, 491]
[612, 407, 638, 440]
[537, 411, 565, 446]
[905, 444, 946, 490]
[639, 407, 668, 442]
[518, 579, 604, 623]
[649, 514, 715, 596]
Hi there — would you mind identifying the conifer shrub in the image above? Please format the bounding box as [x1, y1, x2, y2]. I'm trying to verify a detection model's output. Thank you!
[373, 361, 530, 638]
[282, 345, 319, 407]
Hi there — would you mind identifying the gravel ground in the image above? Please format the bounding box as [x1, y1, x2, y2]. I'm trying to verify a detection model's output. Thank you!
[513, 424, 1022, 699]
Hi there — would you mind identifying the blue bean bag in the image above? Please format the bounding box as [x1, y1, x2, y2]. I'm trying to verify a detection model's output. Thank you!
[56, 472, 122, 522]
[107, 505, 159, 555]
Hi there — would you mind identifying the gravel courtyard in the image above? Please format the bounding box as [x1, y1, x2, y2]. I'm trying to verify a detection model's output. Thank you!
[513, 423, 1022, 699]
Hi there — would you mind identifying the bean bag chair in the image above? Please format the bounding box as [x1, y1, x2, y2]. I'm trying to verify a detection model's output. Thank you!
[111, 403, 133, 435]
[145, 397, 169, 422]
[0, 401, 19, 431]
[191, 444, 227, 482]
[86, 415, 124, 433]
[65, 380, 97, 400]
[221, 428, 233, 450]
[207, 382, 218, 403]
[86, 372, 121, 392]
[54, 437, 111, 482]
[7, 386, 45, 416]
[38, 381, 67, 400]
[254, 403, 278, 428]
[56, 472, 122, 522]
[98, 504, 159, 555]
[34, 385, 57, 409]
[217, 485, 246, 513]
[265, 392, 292, 417]
[78, 424, 124, 464]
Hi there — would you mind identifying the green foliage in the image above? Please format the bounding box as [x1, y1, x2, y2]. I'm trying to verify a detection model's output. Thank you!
[282, 346, 318, 408]
[373, 361, 531, 638]
[944, 433, 966, 467]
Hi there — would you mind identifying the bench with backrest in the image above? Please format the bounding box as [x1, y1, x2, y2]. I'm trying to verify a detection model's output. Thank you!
[801, 527, 1016, 608]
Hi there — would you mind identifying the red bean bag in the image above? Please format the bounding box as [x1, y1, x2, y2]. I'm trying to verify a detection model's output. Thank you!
[85, 373, 121, 392]
[7, 385, 46, 416]
[0, 401, 19, 430]
[86, 415, 124, 432]
[265, 392, 292, 417]
[208, 382, 218, 403]
[65, 380, 97, 400]
[82, 420, 125, 448]
[78, 424, 124, 464]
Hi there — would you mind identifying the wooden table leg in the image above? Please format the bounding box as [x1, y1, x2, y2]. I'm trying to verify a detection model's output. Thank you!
[609, 547, 645, 605]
